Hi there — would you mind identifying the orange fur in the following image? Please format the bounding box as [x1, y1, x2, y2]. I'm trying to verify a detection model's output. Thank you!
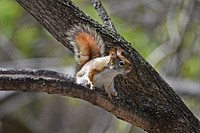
[67, 25, 105, 71]
[75, 32, 100, 67]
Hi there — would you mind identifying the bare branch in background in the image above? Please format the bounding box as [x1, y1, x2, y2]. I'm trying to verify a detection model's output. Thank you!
[166, 77, 200, 97]
[147, 0, 195, 68]
[90, 0, 117, 33]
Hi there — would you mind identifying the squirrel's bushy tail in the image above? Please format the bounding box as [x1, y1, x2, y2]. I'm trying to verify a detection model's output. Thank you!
[66, 25, 105, 71]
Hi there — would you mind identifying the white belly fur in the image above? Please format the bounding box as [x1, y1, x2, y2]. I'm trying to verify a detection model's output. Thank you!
[76, 66, 121, 95]
[93, 68, 119, 90]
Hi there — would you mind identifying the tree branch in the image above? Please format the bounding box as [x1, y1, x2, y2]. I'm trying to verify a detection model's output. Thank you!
[90, 0, 117, 33]
[3, 0, 200, 132]
[0, 68, 148, 129]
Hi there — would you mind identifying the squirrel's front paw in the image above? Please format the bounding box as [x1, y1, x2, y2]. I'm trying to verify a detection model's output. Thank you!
[106, 89, 118, 98]
[111, 90, 118, 97]
[89, 84, 95, 90]
[85, 82, 95, 90]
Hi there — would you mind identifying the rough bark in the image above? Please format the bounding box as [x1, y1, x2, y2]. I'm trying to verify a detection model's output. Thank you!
[1, 0, 199, 132]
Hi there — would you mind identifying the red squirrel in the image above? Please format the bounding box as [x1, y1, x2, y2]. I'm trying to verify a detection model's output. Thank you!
[66, 25, 132, 97]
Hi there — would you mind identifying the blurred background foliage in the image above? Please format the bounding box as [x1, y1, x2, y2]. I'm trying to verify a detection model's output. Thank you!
[0, 0, 199, 133]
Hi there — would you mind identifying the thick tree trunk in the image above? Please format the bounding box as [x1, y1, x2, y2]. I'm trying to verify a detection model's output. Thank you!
[0, 0, 199, 132]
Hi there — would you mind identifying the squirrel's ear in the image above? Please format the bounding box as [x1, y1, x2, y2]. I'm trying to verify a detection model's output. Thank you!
[117, 47, 123, 56]
[109, 48, 117, 59]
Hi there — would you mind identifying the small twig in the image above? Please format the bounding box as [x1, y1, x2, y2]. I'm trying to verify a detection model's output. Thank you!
[90, 0, 117, 33]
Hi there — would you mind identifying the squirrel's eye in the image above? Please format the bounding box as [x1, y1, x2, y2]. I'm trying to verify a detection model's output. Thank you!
[119, 61, 125, 67]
